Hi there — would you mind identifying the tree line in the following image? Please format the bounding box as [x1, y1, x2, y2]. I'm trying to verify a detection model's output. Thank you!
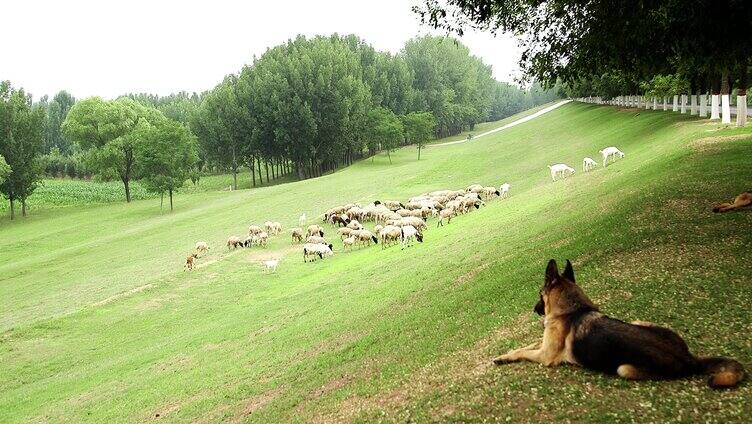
[1, 34, 559, 218]
[417, 0, 751, 126]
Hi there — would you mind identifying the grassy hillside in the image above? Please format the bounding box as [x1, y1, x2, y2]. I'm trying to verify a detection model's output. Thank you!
[1, 102, 750, 423]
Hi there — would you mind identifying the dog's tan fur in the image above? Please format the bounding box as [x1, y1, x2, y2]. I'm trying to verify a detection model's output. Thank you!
[713, 191, 752, 213]
[493, 259, 745, 388]
[184, 253, 198, 271]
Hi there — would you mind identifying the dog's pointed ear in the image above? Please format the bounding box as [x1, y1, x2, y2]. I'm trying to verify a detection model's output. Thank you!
[545, 259, 559, 286]
[562, 259, 575, 282]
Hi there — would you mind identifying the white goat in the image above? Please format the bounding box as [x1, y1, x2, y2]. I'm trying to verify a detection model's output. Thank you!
[599, 147, 625, 167]
[548, 164, 576, 181]
[262, 259, 279, 273]
[582, 157, 598, 172]
[499, 183, 511, 199]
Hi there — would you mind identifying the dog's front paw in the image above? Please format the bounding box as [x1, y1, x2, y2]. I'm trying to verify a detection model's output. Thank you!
[492, 354, 514, 365]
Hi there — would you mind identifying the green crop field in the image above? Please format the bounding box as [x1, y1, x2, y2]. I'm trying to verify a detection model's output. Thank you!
[1, 102, 750, 423]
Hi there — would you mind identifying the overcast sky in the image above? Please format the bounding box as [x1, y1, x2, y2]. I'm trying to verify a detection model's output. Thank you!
[1, 0, 523, 100]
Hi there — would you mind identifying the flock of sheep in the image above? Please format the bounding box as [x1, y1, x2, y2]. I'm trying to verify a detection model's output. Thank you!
[548, 146, 625, 181]
[183, 145, 624, 273]
[183, 182, 512, 272]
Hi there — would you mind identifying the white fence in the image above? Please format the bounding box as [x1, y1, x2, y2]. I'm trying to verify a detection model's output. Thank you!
[577, 93, 749, 127]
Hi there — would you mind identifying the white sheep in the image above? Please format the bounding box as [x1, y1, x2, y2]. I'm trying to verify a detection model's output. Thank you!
[262, 259, 279, 273]
[303, 243, 333, 262]
[400, 225, 424, 249]
[583, 157, 598, 172]
[379, 225, 402, 248]
[352, 229, 379, 246]
[227, 235, 242, 250]
[255, 232, 269, 247]
[306, 224, 324, 238]
[337, 227, 354, 240]
[481, 186, 500, 199]
[291, 227, 304, 244]
[499, 183, 511, 199]
[398, 216, 427, 231]
[437, 208, 455, 227]
[548, 164, 576, 181]
[373, 224, 383, 234]
[195, 241, 209, 255]
[346, 220, 363, 230]
[599, 146, 625, 167]
[299, 213, 306, 227]
[466, 184, 483, 193]
[306, 235, 328, 245]
[342, 235, 356, 250]
[248, 225, 263, 236]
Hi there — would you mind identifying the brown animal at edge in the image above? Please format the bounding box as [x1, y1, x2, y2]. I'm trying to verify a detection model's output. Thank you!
[713, 191, 752, 213]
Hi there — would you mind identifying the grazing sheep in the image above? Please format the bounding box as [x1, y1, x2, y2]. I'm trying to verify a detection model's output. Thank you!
[499, 183, 511, 199]
[548, 164, 576, 181]
[347, 220, 363, 230]
[398, 216, 427, 232]
[331, 214, 350, 227]
[383, 200, 404, 211]
[303, 243, 334, 262]
[299, 213, 306, 227]
[481, 186, 501, 199]
[379, 225, 402, 248]
[342, 235, 356, 250]
[306, 235, 328, 245]
[462, 197, 483, 211]
[583, 157, 598, 172]
[306, 224, 325, 238]
[291, 227, 304, 244]
[400, 225, 424, 249]
[373, 224, 383, 234]
[352, 229, 379, 246]
[185, 253, 198, 271]
[248, 225, 263, 236]
[270, 222, 282, 235]
[243, 235, 255, 247]
[227, 236, 243, 250]
[195, 241, 209, 255]
[337, 227, 354, 240]
[437, 208, 455, 227]
[256, 232, 269, 247]
[262, 259, 279, 273]
[466, 184, 483, 193]
[599, 146, 625, 166]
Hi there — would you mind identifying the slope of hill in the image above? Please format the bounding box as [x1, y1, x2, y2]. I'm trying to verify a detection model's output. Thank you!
[1, 102, 750, 423]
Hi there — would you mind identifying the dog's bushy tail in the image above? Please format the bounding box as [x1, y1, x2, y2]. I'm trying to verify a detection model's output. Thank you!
[696, 356, 745, 388]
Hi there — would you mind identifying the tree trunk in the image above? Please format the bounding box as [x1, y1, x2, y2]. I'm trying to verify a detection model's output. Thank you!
[123, 178, 131, 202]
[736, 64, 748, 127]
[9, 194, 14, 220]
[721, 70, 731, 124]
[417, 145, 421, 161]
[169, 189, 173, 211]
[160, 192, 164, 210]
[653, 97, 657, 110]
[21, 199, 27, 217]
[690, 93, 698, 116]
[251, 159, 256, 187]
[680, 95, 687, 114]
[265, 161, 269, 182]
[663, 96, 668, 111]
[711, 78, 721, 120]
[256, 157, 263, 184]
[672, 95, 678, 112]
[387, 150, 392, 164]
[699, 92, 708, 117]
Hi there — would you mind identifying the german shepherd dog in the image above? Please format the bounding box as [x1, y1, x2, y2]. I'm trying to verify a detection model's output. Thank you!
[492, 259, 745, 388]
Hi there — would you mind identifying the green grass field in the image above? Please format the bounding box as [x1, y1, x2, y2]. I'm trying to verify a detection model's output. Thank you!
[1, 103, 750, 423]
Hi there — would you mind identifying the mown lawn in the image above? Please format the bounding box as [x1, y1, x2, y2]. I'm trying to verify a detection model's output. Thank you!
[1, 103, 749, 423]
